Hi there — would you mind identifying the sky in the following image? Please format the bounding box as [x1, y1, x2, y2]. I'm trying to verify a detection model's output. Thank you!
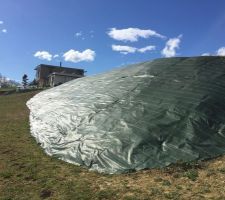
[0, 0, 225, 82]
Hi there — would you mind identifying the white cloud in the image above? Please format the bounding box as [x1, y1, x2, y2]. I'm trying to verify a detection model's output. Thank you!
[216, 47, 225, 56]
[201, 53, 210, 56]
[53, 54, 59, 58]
[107, 28, 165, 42]
[34, 51, 52, 61]
[75, 32, 82, 37]
[112, 44, 156, 54]
[63, 49, 95, 63]
[0, 21, 3, 24]
[161, 35, 182, 57]
[137, 45, 155, 53]
[75, 31, 94, 39]
[2, 29, 7, 33]
[112, 45, 137, 54]
[90, 30, 94, 38]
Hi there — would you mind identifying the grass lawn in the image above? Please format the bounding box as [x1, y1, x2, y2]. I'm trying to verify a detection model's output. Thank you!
[0, 88, 16, 94]
[0, 88, 15, 92]
[1, 91, 225, 199]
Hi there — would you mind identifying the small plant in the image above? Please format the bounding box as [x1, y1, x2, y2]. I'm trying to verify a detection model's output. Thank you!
[124, 196, 141, 200]
[96, 189, 117, 199]
[40, 189, 52, 199]
[149, 187, 161, 196]
[199, 186, 211, 193]
[173, 173, 182, 178]
[154, 177, 163, 182]
[184, 169, 198, 181]
[175, 185, 182, 190]
[0, 171, 13, 179]
[218, 168, 225, 174]
[206, 169, 216, 177]
[162, 180, 171, 186]
[164, 192, 180, 199]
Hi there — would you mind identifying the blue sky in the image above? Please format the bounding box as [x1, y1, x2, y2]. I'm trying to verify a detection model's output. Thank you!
[0, 0, 225, 82]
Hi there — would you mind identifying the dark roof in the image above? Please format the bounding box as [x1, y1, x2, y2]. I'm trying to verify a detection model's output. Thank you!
[35, 64, 84, 72]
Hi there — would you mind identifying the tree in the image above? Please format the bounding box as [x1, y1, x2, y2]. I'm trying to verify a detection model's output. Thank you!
[22, 74, 28, 88]
[29, 79, 38, 87]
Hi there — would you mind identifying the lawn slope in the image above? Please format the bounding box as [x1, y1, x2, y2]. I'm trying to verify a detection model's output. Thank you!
[1, 92, 225, 199]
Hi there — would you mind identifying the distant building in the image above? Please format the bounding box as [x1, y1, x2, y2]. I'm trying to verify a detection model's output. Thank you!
[49, 72, 83, 87]
[35, 64, 85, 87]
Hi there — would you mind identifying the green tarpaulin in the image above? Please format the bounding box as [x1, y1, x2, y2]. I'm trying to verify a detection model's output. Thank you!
[27, 56, 225, 174]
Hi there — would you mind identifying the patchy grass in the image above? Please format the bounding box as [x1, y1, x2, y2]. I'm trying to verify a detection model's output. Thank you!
[0, 87, 16, 92]
[0, 87, 16, 95]
[1, 91, 225, 199]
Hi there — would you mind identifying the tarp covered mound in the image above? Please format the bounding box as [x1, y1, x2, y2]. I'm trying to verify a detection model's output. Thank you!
[27, 56, 225, 174]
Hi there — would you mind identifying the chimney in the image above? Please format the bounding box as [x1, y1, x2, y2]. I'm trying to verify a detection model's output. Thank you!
[60, 62, 62, 67]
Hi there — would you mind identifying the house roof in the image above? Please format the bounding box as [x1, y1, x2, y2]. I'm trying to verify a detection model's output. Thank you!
[34, 64, 84, 72]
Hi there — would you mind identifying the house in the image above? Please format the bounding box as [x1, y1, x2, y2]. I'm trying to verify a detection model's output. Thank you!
[35, 64, 85, 87]
[49, 72, 83, 87]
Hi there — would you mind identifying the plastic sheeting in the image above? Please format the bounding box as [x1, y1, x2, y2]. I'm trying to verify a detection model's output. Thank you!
[27, 56, 225, 174]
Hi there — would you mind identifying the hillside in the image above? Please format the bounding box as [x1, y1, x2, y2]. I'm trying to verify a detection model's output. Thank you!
[0, 56, 225, 200]
[1, 84, 225, 199]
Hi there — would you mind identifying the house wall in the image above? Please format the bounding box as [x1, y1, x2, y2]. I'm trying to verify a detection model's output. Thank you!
[36, 67, 51, 87]
[36, 65, 84, 87]
[49, 74, 78, 87]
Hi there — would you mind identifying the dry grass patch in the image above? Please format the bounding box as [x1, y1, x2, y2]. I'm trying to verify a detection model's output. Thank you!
[0, 91, 225, 199]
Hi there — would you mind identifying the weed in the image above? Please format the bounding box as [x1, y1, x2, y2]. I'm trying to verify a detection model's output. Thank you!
[154, 177, 163, 182]
[123, 196, 141, 200]
[164, 192, 180, 199]
[173, 173, 182, 178]
[40, 189, 52, 199]
[96, 189, 117, 200]
[206, 169, 216, 177]
[184, 169, 198, 181]
[0, 196, 13, 200]
[218, 168, 225, 174]
[162, 180, 171, 186]
[149, 187, 162, 196]
[199, 186, 211, 193]
[175, 185, 182, 190]
[0, 171, 13, 179]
